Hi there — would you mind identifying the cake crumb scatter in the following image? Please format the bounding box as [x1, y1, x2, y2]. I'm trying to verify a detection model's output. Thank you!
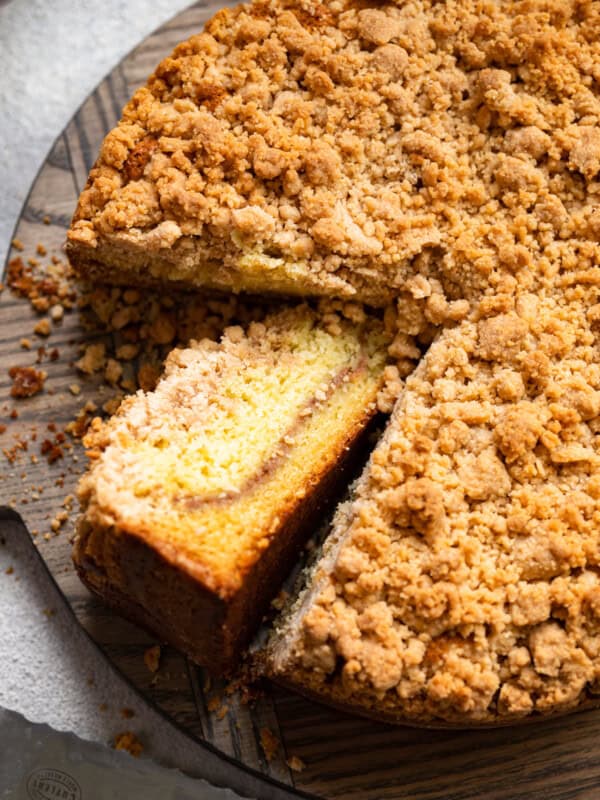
[9, 366, 46, 398]
[143, 645, 161, 673]
[287, 755, 306, 772]
[259, 727, 280, 762]
[113, 731, 143, 757]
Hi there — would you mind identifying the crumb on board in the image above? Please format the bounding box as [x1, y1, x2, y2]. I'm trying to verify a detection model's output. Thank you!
[33, 318, 51, 337]
[143, 644, 161, 674]
[40, 434, 65, 464]
[50, 511, 68, 533]
[207, 695, 223, 713]
[76, 342, 106, 374]
[6, 255, 76, 311]
[259, 727, 281, 762]
[286, 756, 306, 773]
[8, 366, 46, 398]
[113, 731, 143, 758]
[50, 304, 64, 322]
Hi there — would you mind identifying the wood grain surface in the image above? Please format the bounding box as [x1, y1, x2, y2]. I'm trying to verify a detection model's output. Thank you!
[3, 3, 600, 798]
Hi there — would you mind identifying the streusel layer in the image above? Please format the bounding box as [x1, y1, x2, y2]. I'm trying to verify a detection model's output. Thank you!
[67, 0, 600, 307]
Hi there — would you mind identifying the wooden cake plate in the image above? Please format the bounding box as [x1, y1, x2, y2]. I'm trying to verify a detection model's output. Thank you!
[4, 3, 600, 798]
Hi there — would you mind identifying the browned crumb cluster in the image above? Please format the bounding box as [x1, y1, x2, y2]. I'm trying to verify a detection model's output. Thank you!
[7, 254, 75, 314]
[143, 645, 161, 674]
[113, 730, 143, 757]
[8, 366, 46, 398]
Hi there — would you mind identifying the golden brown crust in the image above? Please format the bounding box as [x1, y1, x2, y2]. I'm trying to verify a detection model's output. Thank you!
[74, 408, 381, 672]
[74, 520, 230, 667]
[74, 420, 376, 672]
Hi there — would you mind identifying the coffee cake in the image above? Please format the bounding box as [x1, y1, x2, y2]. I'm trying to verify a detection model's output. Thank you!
[70, 0, 600, 723]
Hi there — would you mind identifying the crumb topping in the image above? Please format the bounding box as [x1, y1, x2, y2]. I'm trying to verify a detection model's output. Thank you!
[66, 0, 597, 305]
[274, 291, 600, 723]
[113, 730, 143, 757]
[249, 0, 600, 723]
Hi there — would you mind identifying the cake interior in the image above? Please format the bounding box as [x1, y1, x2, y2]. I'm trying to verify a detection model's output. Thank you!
[78, 306, 388, 599]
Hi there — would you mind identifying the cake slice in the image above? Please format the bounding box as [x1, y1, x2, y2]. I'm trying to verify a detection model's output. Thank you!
[73, 305, 389, 672]
[265, 295, 600, 725]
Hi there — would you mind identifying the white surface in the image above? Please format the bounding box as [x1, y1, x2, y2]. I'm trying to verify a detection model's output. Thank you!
[0, 517, 216, 774]
[0, 0, 191, 268]
[0, 0, 224, 774]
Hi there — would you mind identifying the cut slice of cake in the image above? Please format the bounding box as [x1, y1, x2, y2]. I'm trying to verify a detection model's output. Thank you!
[73, 305, 389, 672]
[265, 295, 600, 725]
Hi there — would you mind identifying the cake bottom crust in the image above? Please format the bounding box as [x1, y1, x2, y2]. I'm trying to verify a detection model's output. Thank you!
[267, 673, 599, 729]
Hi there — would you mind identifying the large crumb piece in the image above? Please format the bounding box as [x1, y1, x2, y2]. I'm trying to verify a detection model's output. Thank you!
[259, 727, 280, 762]
[76, 342, 106, 374]
[113, 731, 143, 757]
[143, 645, 161, 674]
[286, 755, 306, 772]
[9, 366, 46, 398]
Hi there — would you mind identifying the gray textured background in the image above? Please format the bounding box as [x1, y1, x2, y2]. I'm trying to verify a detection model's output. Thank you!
[0, 0, 230, 776]
[0, 0, 191, 266]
